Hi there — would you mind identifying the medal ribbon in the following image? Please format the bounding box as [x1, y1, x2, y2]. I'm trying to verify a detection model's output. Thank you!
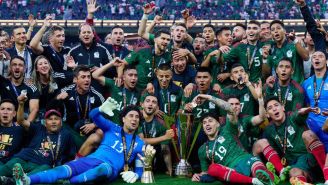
[121, 128, 136, 171]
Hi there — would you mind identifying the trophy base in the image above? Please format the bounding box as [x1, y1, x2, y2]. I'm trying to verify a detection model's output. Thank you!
[141, 170, 155, 183]
[174, 159, 192, 177]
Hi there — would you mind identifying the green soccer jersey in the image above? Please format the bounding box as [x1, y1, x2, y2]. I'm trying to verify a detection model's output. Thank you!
[105, 78, 140, 124]
[223, 42, 265, 82]
[137, 117, 169, 144]
[124, 47, 171, 90]
[181, 89, 221, 122]
[222, 85, 257, 116]
[157, 88, 183, 116]
[263, 112, 309, 164]
[264, 80, 304, 112]
[237, 116, 261, 153]
[203, 47, 231, 87]
[268, 41, 304, 84]
[198, 119, 249, 171]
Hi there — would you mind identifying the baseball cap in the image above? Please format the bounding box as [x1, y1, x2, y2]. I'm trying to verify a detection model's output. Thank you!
[44, 109, 62, 119]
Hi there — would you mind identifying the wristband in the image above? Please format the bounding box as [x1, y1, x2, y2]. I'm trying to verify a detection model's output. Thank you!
[142, 14, 149, 20]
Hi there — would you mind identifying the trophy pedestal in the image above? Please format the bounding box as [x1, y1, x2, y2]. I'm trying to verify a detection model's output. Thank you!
[175, 159, 192, 177]
[141, 170, 155, 183]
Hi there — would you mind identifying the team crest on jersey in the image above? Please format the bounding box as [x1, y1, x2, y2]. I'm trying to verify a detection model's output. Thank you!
[209, 102, 215, 109]
[287, 126, 295, 135]
[274, 92, 277, 96]
[217, 136, 225, 144]
[287, 93, 293, 101]
[286, 50, 293, 58]
[238, 125, 244, 134]
[259, 48, 263, 55]
[78, 53, 83, 56]
[69, 97, 75, 101]
[244, 94, 250, 101]
[132, 97, 138, 105]
[90, 97, 95, 104]
[6, 86, 10, 90]
[145, 60, 150, 64]
[94, 52, 99, 58]
[170, 94, 176, 102]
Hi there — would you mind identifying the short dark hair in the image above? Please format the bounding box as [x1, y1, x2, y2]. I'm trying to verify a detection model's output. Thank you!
[203, 24, 215, 32]
[123, 64, 137, 73]
[174, 23, 187, 30]
[278, 57, 293, 66]
[197, 67, 211, 75]
[155, 29, 171, 38]
[10, 55, 25, 64]
[157, 63, 172, 71]
[270, 20, 285, 29]
[225, 95, 240, 102]
[120, 105, 142, 124]
[0, 99, 16, 109]
[233, 23, 246, 30]
[264, 96, 280, 109]
[111, 25, 124, 33]
[48, 25, 65, 36]
[216, 26, 231, 37]
[73, 65, 90, 77]
[248, 20, 261, 27]
[230, 62, 244, 72]
[200, 112, 219, 123]
[11, 26, 25, 36]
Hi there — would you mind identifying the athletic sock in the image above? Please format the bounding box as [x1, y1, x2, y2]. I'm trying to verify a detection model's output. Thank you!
[263, 145, 284, 173]
[208, 163, 253, 184]
[29, 165, 71, 184]
[251, 162, 275, 181]
[69, 163, 112, 184]
[308, 140, 326, 169]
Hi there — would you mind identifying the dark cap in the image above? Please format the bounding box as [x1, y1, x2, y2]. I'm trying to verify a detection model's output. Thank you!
[44, 109, 62, 119]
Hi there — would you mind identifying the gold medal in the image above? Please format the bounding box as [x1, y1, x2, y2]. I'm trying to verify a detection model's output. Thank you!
[314, 107, 321, 114]
[124, 164, 129, 172]
[281, 157, 287, 166]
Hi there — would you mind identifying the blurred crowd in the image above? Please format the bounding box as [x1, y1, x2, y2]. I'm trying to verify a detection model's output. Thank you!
[1, 0, 328, 20]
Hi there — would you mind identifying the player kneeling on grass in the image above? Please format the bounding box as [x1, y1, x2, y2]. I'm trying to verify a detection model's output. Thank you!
[13, 98, 146, 185]
[191, 94, 275, 185]
[253, 97, 325, 185]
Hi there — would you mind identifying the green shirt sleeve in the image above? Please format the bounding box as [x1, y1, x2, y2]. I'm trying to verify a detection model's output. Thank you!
[148, 34, 155, 45]
[223, 47, 239, 63]
[290, 112, 307, 125]
[104, 77, 115, 89]
[223, 118, 239, 136]
[124, 51, 139, 65]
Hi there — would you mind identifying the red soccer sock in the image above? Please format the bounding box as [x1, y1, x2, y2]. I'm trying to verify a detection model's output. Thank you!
[308, 140, 326, 169]
[263, 145, 284, 173]
[251, 162, 275, 181]
[324, 166, 328, 181]
[208, 163, 253, 184]
[294, 175, 307, 182]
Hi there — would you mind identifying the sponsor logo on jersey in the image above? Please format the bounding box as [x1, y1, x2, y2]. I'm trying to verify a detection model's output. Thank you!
[69, 97, 75, 101]
[324, 83, 328, 90]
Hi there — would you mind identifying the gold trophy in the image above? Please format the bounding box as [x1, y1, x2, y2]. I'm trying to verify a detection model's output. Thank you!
[174, 113, 201, 177]
[140, 145, 156, 183]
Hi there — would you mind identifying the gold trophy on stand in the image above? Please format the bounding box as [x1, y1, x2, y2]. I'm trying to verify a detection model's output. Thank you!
[140, 145, 156, 183]
[174, 113, 201, 177]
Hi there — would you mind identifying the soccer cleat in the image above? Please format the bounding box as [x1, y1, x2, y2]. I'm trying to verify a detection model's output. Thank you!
[252, 178, 264, 185]
[13, 163, 30, 185]
[279, 166, 291, 182]
[265, 162, 280, 184]
[289, 177, 313, 185]
[255, 169, 274, 185]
